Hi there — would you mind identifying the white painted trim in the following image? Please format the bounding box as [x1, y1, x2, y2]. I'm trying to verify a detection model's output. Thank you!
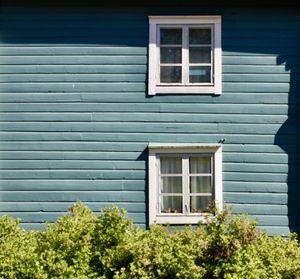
[182, 26, 189, 85]
[214, 146, 223, 211]
[154, 215, 212, 224]
[156, 85, 215, 94]
[149, 16, 222, 24]
[148, 143, 221, 150]
[148, 150, 158, 224]
[148, 143, 223, 225]
[148, 22, 157, 96]
[148, 15, 222, 96]
[214, 21, 222, 95]
[182, 156, 189, 214]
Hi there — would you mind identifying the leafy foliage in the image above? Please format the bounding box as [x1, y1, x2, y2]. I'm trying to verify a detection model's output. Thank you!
[0, 216, 44, 279]
[0, 202, 299, 279]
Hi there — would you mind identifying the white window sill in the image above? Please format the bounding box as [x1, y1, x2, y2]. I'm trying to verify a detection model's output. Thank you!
[154, 214, 213, 224]
[154, 85, 219, 95]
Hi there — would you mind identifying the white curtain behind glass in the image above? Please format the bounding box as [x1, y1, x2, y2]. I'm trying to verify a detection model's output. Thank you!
[190, 157, 212, 213]
[160, 157, 182, 213]
[159, 156, 213, 214]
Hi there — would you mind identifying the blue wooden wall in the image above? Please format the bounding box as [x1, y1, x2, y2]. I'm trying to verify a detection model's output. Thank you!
[0, 6, 299, 235]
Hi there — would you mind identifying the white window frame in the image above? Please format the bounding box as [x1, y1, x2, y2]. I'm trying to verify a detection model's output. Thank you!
[148, 143, 223, 224]
[148, 16, 222, 95]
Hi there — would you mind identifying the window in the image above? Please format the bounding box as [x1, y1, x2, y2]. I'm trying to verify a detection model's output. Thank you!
[148, 143, 222, 224]
[148, 16, 222, 95]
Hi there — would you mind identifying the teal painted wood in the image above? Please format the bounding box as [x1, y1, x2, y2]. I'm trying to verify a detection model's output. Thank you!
[0, 149, 292, 160]
[0, 103, 291, 114]
[2, 212, 146, 223]
[230, 204, 288, 215]
[223, 65, 296, 74]
[0, 82, 292, 93]
[224, 193, 288, 204]
[0, 133, 290, 144]
[0, 142, 147, 151]
[0, 151, 141, 160]
[0, 170, 146, 179]
[224, 153, 289, 164]
[257, 227, 291, 236]
[0, 180, 145, 191]
[224, 144, 300, 153]
[223, 74, 296, 83]
[0, 113, 289, 123]
[0, 56, 147, 65]
[0, 191, 145, 202]
[0, 65, 147, 74]
[2, 122, 295, 134]
[0, 201, 146, 212]
[0, 74, 146, 82]
[224, 182, 288, 193]
[2, 73, 298, 83]
[223, 173, 288, 183]
[0, 135, 295, 146]
[0, 83, 146, 92]
[0, 47, 147, 56]
[0, 6, 299, 236]
[0, 160, 145, 170]
[0, 94, 291, 104]
[245, 215, 290, 226]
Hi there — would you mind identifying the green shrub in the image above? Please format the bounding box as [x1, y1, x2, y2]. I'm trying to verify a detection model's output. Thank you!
[115, 225, 207, 279]
[36, 202, 97, 278]
[90, 205, 135, 278]
[215, 232, 300, 279]
[202, 207, 261, 278]
[0, 216, 44, 279]
[0, 202, 299, 279]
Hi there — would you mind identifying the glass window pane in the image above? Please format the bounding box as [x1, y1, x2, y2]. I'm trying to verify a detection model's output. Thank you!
[160, 66, 182, 83]
[189, 28, 211, 45]
[190, 196, 212, 213]
[190, 177, 212, 193]
[190, 157, 211, 174]
[161, 177, 182, 193]
[160, 47, 182, 63]
[189, 47, 211, 63]
[160, 28, 182, 45]
[189, 66, 211, 83]
[160, 157, 182, 174]
[161, 196, 182, 213]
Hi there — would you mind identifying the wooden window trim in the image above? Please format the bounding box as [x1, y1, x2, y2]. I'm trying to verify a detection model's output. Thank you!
[148, 143, 223, 225]
[148, 16, 222, 96]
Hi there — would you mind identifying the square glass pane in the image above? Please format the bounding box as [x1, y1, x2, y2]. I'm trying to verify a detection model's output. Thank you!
[189, 28, 211, 45]
[161, 196, 182, 213]
[190, 196, 212, 213]
[160, 47, 182, 63]
[160, 66, 182, 83]
[161, 176, 182, 193]
[189, 66, 211, 83]
[190, 157, 211, 174]
[160, 157, 182, 174]
[160, 28, 182, 45]
[161, 177, 182, 193]
[190, 177, 212, 193]
[189, 47, 211, 63]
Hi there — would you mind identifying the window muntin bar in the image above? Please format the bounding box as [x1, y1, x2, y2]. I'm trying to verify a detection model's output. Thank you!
[158, 25, 213, 86]
[158, 154, 214, 216]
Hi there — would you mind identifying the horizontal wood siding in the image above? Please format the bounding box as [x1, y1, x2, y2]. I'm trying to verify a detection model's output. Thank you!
[0, 7, 299, 235]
